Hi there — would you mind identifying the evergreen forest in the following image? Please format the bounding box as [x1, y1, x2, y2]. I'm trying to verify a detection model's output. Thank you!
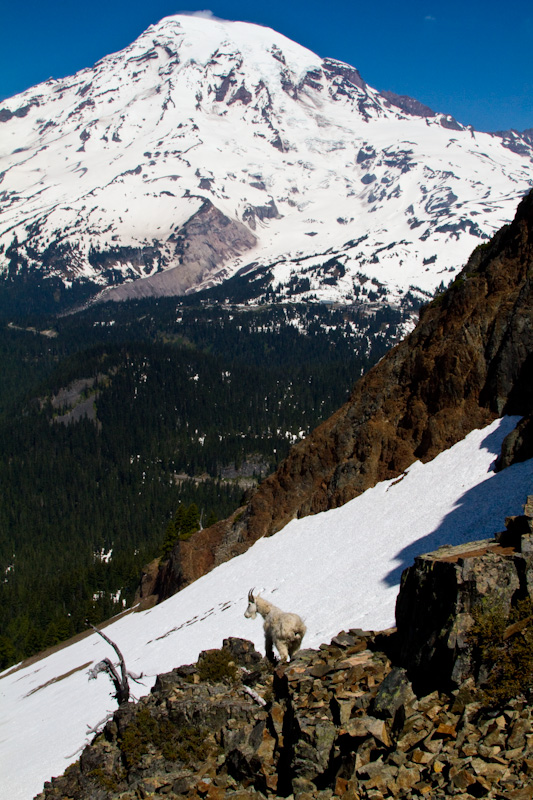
[0, 293, 415, 668]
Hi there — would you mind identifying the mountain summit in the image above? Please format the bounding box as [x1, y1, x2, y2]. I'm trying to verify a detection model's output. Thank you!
[1, 14, 532, 311]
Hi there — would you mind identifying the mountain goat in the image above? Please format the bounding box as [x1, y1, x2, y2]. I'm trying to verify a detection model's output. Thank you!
[244, 589, 306, 662]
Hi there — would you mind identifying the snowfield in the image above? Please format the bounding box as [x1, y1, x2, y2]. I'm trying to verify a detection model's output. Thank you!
[2, 415, 533, 800]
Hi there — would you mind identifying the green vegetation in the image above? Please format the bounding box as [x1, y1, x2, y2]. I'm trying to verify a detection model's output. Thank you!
[120, 706, 211, 767]
[87, 766, 123, 792]
[160, 503, 203, 557]
[471, 597, 533, 707]
[197, 647, 238, 683]
[0, 296, 413, 668]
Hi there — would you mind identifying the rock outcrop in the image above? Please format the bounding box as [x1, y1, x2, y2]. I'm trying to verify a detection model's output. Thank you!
[38, 514, 533, 799]
[150, 190, 533, 599]
[397, 496, 533, 695]
[497, 414, 533, 471]
[97, 200, 257, 303]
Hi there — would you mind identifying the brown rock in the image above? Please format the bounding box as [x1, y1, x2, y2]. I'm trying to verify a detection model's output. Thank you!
[450, 767, 476, 790]
[432, 758, 446, 774]
[508, 719, 532, 750]
[435, 723, 457, 739]
[422, 738, 442, 756]
[395, 764, 421, 790]
[412, 782, 433, 796]
[265, 774, 278, 792]
[470, 757, 508, 782]
[334, 776, 349, 796]
[502, 788, 533, 800]
[496, 416, 533, 471]
[357, 760, 397, 791]
[342, 717, 372, 738]
[135, 557, 161, 609]
[411, 748, 433, 765]
[365, 717, 392, 747]
[522, 757, 533, 775]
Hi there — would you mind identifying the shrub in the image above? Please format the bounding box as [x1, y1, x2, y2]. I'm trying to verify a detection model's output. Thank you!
[120, 705, 212, 768]
[471, 597, 533, 707]
[197, 647, 237, 683]
[87, 767, 122, 791]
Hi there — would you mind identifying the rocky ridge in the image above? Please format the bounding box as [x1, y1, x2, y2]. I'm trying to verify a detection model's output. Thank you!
[37, 502, 533, 800]
[147, 189, 533, 601]
[37, 634, 533, 800]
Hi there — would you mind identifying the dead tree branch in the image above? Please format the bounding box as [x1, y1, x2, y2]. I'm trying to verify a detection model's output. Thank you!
[88, 624, 131, 705]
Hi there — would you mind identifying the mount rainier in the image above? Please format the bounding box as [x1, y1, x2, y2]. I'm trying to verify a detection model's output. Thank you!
[1, 13, 532, 309]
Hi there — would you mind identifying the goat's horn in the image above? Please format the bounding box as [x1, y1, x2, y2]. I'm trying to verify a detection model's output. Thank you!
[248, 589, 255, 602]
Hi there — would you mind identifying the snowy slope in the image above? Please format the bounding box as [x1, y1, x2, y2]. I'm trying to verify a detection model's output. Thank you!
[0, 14, 532, 307]
[2, 416, 533, 800]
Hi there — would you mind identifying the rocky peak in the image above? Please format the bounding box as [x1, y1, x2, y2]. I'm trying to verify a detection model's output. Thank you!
[321, 58, 367, 90]
[380, 90, 436, 118]
[1, 15, 531, 311]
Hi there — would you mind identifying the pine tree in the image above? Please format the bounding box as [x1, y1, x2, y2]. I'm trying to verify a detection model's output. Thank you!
[160, 519, 177, 560]
[180, 503, 200, 541]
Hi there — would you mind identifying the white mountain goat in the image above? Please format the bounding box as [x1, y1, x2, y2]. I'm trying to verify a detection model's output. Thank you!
[244, 589, 306, 662]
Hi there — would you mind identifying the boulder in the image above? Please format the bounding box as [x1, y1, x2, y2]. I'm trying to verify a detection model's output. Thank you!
[396, 503, 533, 693]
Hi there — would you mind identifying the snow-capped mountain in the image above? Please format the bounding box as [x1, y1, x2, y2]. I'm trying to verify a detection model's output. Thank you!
[2, 416, 533, 800]
[1, 14, 532, 309]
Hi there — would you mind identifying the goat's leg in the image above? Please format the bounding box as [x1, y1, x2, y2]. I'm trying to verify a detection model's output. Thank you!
[276, 639, 289, 663]
[288, 634, 302, 658]
[264, 629, 275, 662]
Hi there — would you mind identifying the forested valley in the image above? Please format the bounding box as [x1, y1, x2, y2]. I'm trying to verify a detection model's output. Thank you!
[0, 292, 416, 668]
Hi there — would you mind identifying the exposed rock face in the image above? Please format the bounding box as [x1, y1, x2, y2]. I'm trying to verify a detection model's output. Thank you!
[135, 558, 162, 610]
[397, 542, 525, 692]
[36, 618, 533, 799]
[497, 413, 533, 470]
[380, 90, 436, 118]
[396, 499, 533, 695]
[152, 190, 533, 597]
[97, 200, 257, 302]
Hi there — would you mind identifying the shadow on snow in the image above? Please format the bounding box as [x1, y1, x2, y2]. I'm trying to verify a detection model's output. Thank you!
[384, 423, 533, 587]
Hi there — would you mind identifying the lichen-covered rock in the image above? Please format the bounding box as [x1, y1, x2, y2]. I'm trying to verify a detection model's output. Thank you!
[396, 507, 533, 695]
[371, 667, 416, 722]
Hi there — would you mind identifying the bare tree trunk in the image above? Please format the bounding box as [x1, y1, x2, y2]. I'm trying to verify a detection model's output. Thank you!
[88, 625, 130, 705]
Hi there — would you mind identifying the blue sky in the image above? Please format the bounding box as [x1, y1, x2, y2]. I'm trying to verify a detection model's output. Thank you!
[1, 0, 531, 132]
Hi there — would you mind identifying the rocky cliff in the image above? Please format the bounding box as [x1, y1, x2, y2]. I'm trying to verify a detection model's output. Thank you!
[37, 500, 533, 800]
[148, 189, 533, 600]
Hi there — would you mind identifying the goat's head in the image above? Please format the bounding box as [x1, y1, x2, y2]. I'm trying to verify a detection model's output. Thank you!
[244, 588, 257, 619]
